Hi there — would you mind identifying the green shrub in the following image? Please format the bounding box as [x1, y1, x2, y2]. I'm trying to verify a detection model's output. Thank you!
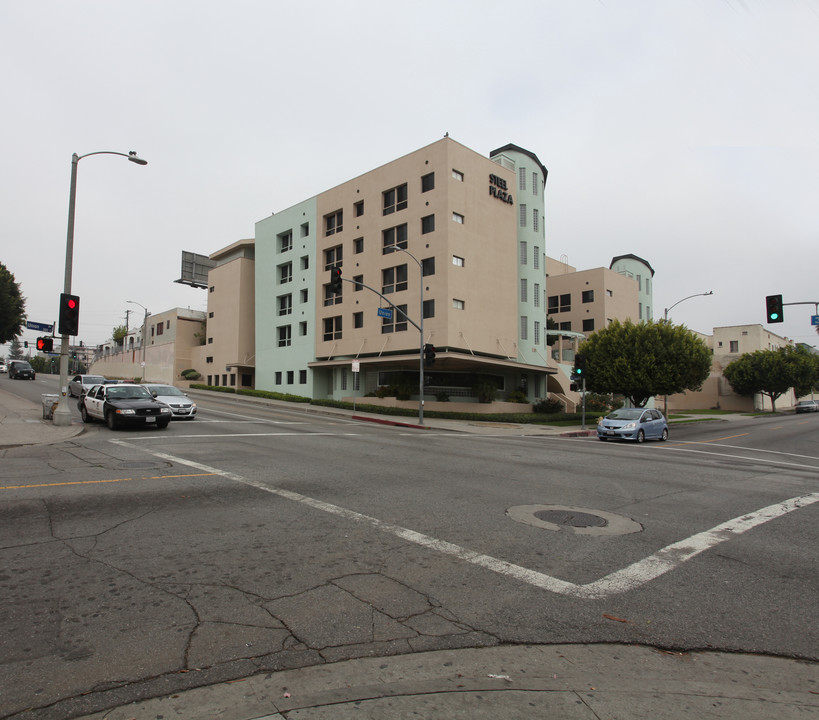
[533, 397, 564, 414]
[181, 368, 201, 380]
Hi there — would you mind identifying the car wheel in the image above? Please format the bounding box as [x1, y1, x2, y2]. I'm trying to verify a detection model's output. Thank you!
[660, 428, 668, 442]
[636, 429, 645, 443]
[80, 404, 94, 424]
[106, 411, 117, 430]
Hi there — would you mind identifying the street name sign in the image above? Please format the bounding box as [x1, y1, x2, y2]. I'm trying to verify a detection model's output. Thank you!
[377, 307, 393, 319]
[26, 321, 54, 333]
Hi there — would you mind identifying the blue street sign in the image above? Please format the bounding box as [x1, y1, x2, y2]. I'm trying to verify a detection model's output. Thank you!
[377, 307, 393, 319]
[26, 321, 54, 333]
[812, 315, 819, 326]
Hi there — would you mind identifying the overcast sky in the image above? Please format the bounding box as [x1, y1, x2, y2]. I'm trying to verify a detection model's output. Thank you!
[2, 0, 818, 353]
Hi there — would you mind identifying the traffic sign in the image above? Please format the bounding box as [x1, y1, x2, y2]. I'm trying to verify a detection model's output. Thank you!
[377, 307, 393, 319]
[812, 315, 819, 326]
[26, 321, 54, 333]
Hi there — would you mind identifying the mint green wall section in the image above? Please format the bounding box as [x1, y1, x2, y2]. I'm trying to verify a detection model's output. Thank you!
[254, 198, 318, 396]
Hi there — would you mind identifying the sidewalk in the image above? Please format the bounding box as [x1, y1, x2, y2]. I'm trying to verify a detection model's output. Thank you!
[73, 643, 818, 720]
[4, 388, 814, 719]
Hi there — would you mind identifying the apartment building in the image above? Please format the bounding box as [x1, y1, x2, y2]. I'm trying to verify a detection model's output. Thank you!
[252, 137, 556, 405]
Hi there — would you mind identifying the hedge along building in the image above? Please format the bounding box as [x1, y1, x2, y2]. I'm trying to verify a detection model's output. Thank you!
[254, 136, 557, 408]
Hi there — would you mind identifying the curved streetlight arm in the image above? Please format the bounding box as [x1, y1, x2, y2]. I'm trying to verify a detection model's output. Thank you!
[53, 149, 148, 426]
[664, 291, 714, 320]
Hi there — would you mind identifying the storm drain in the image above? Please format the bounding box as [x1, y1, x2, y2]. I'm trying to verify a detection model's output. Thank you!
[507, 505, 643, 536]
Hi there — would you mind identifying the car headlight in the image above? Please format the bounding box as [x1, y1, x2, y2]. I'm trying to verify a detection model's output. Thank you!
[160, 407, 171, 414]
[116, 408, 136, 415]
[623, 422, 636, 430]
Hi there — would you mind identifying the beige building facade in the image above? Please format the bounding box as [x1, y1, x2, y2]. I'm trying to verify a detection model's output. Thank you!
[667, 324, 798, 411]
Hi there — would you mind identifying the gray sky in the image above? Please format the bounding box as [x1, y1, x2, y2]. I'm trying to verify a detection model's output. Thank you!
[2, 0, 818, 352]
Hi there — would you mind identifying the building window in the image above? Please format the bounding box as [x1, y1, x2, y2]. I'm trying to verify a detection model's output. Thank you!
[299, 369, 307, 384]
[520, 278, 528, 302]
[354, 200, 364, 217]
[452, 212, 464, 224]
[353, 274, 363, 291]
[208, 312, 214, 318]
[382, 264, 408, 294]
[353, 372, 360, 391]
[534, 283, 540, 307]
[300, 255, 309, 270]
[300, 288, 308, 303]
[278, 325, 292, 347]
[421, 256, 435, 276]
[324, 209, 343, 236]
[533, 247, 540, 269]
[278, 230, 293, 253]
[324, 282, 342, 306]
[453, 298, 465, 310]
[520, 241, 528, 264]
[560, 294, 571, 312]
[300, 222, 309, 237]
[299, 321, 307, 336]
[452, 169, 464, 181]
[519, 203, 527, 227]
[421, 214, 435, 234]
[583, 319, 595, 332]
[637, 274, 642, 291]
[639, 302, 643, 319]
[156, 322, 164, 336]
[519, 167, 526, 191]
[423, 299, 435, 319]
[383, 183, 408, 215]
[646, 278, 651, 294]
[275, 371, 282, 385]
[560, 321, 572, 333]
[452, 255, 464, 267]
[533, 208, 539, 233]
[353, 311, 364, 328]
[532, 171, 538, 195]
[209, 286, 215, 293]
[278, 294, 292, 316]
[534, 321, 541, 345]
[548, 295, 559, 313]
[381, 304, 407, 333]
[421, 172, 435, 192]
[582, 290, 594, 303]
[353, 237, 364, 254]
[382, 223, 408, 253]
[323, 316, 342, 341]
[730, 340, 739, 353]
[520, 315, 528, 340]
[208, 337, 213, 344]
[279, 262, 292, 284]
[324, 245, 343, 270]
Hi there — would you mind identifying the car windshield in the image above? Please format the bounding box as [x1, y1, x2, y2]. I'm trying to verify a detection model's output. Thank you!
[15, 362, 33, 369]
[607, 408, 643, 420]
[107, 386, 152, 400]
[84, 376, 104, 384]
[148, 386, 185, 396]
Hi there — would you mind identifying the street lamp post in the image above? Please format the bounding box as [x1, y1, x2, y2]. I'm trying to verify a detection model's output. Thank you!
[662, 290, 714, 415]
[127, 301, 149, 381]
[52, 151, 148, 426]
[386, 245, 425, 425]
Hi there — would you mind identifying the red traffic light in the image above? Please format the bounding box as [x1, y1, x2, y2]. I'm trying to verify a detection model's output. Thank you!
[58, 293, 80, 335]
[67, 298, 77, 309]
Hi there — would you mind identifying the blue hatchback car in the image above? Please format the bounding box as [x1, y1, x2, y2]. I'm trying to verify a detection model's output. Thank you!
[597, 407, 668, 443]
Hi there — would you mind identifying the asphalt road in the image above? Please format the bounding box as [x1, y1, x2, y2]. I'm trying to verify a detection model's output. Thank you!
[1, 377, 817, 719]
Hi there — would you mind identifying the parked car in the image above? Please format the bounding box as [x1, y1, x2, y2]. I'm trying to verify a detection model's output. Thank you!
[795, 400, 818, 414]
[8, 360, 35, 380]
[79, 383, 172, 430]
[142, 383, 197, 419]
[68, 374, 106, 397]
[0, 361, 7, 373]
[597, 407, 668, 443]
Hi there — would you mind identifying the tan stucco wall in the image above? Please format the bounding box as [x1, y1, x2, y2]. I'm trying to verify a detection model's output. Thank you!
[314, 137, 519, 360]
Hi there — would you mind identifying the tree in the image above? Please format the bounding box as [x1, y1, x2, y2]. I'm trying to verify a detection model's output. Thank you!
[8, 337, 24, 360]
[724, 346, 819, 412]
[0, 262, 27, 344]
[112, 325, 128, 346]
[578, 319, 711, 408]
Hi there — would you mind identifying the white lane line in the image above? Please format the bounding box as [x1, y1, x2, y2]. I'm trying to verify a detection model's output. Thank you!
[108, 440, 819, 599]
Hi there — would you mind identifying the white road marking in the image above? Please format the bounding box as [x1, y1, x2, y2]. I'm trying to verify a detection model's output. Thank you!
[109, 440, 819, 599]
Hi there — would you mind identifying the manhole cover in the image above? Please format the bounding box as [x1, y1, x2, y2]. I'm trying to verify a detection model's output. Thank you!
[534, 510, 608, 528]
[507, 505, 643, 536]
